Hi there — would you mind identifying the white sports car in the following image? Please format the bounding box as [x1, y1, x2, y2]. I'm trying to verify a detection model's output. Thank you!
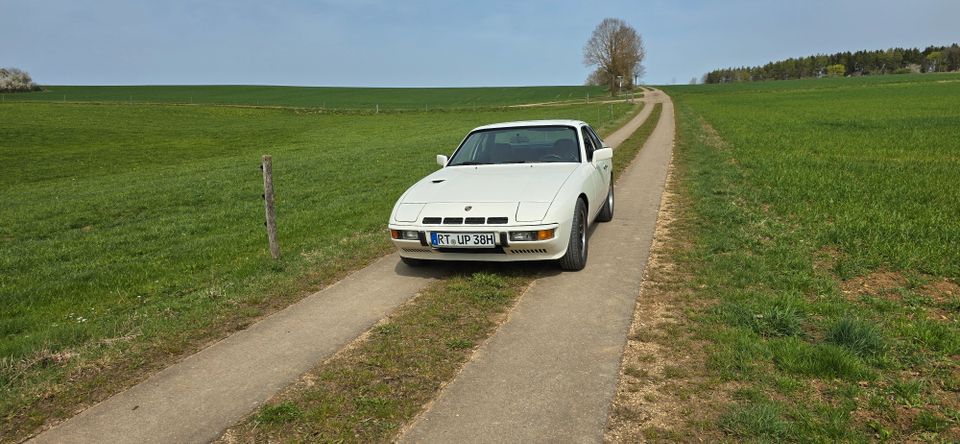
[388, 120, 614, 271]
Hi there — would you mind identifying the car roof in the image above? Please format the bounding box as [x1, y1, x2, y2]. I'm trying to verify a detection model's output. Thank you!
[470, 119, 588, 132]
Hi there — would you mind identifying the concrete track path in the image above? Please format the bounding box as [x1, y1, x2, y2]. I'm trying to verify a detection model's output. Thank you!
[29, 94, 665, 444]
[400, 91, 675, 443]
[30, 260, 445, 444]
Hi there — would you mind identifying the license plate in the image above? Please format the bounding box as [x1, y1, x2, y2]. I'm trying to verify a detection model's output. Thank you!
[431, 232, 496, 248]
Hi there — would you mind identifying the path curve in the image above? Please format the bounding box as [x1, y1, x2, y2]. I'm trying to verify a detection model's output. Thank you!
[28, 93, 667, 444]
[399, 90, 675, 443]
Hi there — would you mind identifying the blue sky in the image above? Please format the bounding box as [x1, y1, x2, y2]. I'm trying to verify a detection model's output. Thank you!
[3, 0, 958, 86]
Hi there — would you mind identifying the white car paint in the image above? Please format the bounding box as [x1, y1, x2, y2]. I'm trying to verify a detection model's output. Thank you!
[389, 119, 613, 265]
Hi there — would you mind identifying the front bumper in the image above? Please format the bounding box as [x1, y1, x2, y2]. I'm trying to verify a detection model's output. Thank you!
[388, 222, 567, 262]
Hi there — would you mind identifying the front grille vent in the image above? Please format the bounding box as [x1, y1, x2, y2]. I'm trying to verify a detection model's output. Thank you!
[421, 217, 442, 224]
[465, 217, 485, 224]
[402, 248, 432, 253]
[486, 217, 508, 224]
[443, 217, 463, 225]
[510, 249, 547, 254]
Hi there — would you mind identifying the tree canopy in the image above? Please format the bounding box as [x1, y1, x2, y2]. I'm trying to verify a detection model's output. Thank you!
[583, 18, 645, 93]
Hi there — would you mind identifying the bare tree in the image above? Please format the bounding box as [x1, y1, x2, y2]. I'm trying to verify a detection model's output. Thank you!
[583, 18, 645, 94]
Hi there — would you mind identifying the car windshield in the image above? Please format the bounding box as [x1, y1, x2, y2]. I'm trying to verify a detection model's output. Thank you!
[447, 125, 580, 166]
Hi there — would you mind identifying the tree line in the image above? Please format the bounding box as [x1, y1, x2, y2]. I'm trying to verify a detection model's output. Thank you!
[704, 44, 960, 84]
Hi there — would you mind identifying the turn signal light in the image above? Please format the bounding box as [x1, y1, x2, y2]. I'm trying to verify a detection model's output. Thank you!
[537, 229, 555, 240]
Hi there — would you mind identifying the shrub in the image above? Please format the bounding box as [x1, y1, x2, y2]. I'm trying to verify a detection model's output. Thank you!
[0, 67, 40, 92]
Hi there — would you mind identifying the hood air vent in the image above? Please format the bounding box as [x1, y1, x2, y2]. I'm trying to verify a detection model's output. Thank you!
[420, 216, 510, 225]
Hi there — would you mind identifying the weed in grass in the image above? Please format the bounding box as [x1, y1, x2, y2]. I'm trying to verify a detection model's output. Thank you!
[771, 337, 872, 380]
[907, 319, 960, 355]
[826, 317, 886, 359]
[706, 329, 769, 379]
[719, 401, 790, 440]
[712, 291, 806, 339]
[256, 402, 303, 425]
[662, 365, 688, 379]
[445, 338, 473, 350]
[890, 379, 925, 408]
[914, 410, 949, 433]
[624, 365, 649, 379]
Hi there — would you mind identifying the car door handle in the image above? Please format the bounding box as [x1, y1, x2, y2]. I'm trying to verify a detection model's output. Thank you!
[602, 164, 609, 170]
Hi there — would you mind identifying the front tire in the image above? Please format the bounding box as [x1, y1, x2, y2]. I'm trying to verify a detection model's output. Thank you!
[559, 198, 588, 271]
[597, 182, 614, 222]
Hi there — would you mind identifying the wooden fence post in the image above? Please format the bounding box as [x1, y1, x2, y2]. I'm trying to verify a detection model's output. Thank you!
[261, 155, 280, 259]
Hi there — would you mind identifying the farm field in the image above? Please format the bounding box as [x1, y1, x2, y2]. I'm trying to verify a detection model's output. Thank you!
[615, 73, 959, 441]
[3, 85, 608, 109]
[0, 96, 637, 439]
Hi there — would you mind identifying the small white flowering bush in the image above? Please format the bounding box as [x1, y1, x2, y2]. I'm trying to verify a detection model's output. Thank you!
[0, 67, 40, 92]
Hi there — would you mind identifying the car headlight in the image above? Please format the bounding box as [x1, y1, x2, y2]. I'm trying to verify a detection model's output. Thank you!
[391, 230, 421, 240]
[509, 229, 555, 241]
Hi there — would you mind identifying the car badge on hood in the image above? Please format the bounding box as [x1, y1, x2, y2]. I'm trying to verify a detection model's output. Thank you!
[464, 206, 472, 211]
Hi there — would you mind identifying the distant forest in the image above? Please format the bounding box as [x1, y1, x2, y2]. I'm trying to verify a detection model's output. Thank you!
[704, 44, 960, 84]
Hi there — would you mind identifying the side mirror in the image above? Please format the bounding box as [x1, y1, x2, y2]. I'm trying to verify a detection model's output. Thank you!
[436, 154, 448, 167]
[593, 147, 613, 162]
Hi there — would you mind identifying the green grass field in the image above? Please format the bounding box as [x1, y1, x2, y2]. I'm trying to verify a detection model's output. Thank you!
[0, 93, 636, 439]
[3, 85, 608, 109]
[655, 73, 960, 441]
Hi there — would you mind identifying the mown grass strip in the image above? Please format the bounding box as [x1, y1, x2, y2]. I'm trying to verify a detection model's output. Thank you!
[612, 103, 661, 181]
[217, 99, 661, 443]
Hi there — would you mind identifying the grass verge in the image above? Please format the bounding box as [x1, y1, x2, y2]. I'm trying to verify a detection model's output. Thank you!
[608, 74, 959, 441]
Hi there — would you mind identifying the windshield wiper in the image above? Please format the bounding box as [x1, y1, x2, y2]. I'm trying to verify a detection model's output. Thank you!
[503, 160, 527, 164]
[452, 161, 490, 166]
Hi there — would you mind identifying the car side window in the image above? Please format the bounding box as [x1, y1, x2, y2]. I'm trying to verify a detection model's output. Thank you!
[587, 126, 604, 150]
[581, 127, 596, 161]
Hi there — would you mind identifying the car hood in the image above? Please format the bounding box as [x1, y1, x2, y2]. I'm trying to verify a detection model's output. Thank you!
[401, 163, 579, 204]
